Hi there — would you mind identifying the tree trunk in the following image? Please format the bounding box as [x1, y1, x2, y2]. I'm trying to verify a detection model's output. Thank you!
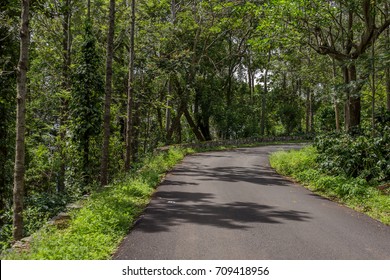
[371, 36, 376, 134]
[100, 0, 115, 186]
[342, 66, 350, 131]
[260, 87, 266, 135]
[125, 0, 135, 171]
[166, 109, 183, 144]
[165, 78, 171, 136]
[0, 106, 8, 226]
[305, 87, 311, 134]
[332, 58, 340, 132]
[341, 64, 361, 132]
[261, 49, 271, 136]
[309, 92, 314, 133]
[58, 0, 72, 192]
[387, 65, 390, 112]
[183, 107, 206, 142]
[347, 64, 361, 131]
[386, 10, 390, 111]
[13, 0, 30, 241]
[132, 96, 140, 162]
[87, 0, 91, 19]
[83, 136, 90, 187]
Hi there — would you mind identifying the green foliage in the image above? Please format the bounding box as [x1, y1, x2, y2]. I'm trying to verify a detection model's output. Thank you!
[315, 128, 390, 182]
[278, 103, 303, 135]
[71, 20, 103, 142]
[315, 106, 337, 132]
[2, 148, 188, 259]
[71, 19, 104, 186]
[0, 192, 71, 251]
[270, 146, 390, 225]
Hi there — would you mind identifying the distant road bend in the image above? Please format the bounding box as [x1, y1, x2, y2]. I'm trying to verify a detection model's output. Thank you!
[114, 144, 390, 259]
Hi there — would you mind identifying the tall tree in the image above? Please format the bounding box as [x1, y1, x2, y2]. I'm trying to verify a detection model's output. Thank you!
[0, 0, 18, 224]
[100, 0, 116, 186]
[58, 0, 73, 192]
[125, 0, 136, 171]
[386, 3, 390, 111]
[71, 15, 103, 187]
[305, 0, 389, 131]
[13, 0, 30, 241]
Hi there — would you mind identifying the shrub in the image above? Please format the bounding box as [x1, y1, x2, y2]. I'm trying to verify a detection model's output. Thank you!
[315, 126, 390, 182]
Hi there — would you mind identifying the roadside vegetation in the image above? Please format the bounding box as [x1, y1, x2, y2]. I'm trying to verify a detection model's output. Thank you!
[2, 147, 191, 259]
[270, 130, 390, 225]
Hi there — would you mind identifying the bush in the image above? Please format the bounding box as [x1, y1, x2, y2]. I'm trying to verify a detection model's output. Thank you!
[269, 146, 318, 176]
[315, 126, 390, 182]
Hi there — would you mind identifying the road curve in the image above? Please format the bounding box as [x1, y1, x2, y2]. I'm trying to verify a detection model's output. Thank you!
[113, 145, 390, 260]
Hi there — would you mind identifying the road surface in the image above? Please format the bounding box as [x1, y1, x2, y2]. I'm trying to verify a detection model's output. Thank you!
[113, 145, 390, 259]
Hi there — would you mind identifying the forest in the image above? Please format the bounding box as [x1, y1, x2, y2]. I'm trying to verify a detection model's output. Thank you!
[0, 0, 389, 253]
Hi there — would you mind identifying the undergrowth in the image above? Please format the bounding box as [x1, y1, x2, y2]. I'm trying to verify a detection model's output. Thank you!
[2, 147, 191, 260]
[269, 146, 390, 225]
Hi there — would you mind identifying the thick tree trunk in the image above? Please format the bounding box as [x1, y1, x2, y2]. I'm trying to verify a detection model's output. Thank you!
[342, 65, 361, 132]
[166, 109, 183, 144]
[347, 65, 361, 131]
[125, 0, 135, 171]
[183, 107, 206, 142]
[13, 0, 30, 241]
[100, 0, 115, 186]
[199, 118, 211, 141]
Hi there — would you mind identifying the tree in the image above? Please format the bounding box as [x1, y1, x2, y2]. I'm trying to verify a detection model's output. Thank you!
[285, 0, 390, 131]
[100, 0, 116, 186]
[58, 0, 73, 192]
[0, 0, 19, 226]
[125, 0, 135, 171]
[13, 0, 30, 241]
[71, 17, 103, 187]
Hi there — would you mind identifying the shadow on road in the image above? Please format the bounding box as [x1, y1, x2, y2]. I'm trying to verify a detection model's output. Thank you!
[173, 164, 290, 186]
[136, 191, 311, 233]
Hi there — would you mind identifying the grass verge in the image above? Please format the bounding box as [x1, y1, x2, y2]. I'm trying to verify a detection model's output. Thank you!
[269, 146, 390, 225]
[2, 147, 192, 260]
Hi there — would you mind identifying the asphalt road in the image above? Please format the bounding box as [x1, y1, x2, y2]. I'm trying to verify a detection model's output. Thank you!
[113, 145, 390, 259]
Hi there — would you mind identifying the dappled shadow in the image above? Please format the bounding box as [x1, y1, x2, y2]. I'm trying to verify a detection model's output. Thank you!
[172, 164, 291, 187]
[159, 179, 199, 187]
[131, 145, 312, 232]
[134, 191, 311, 233]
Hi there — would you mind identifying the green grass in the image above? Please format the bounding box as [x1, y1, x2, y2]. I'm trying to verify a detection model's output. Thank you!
[269, 146, 390, 225]
[2, 147, 192, 260]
